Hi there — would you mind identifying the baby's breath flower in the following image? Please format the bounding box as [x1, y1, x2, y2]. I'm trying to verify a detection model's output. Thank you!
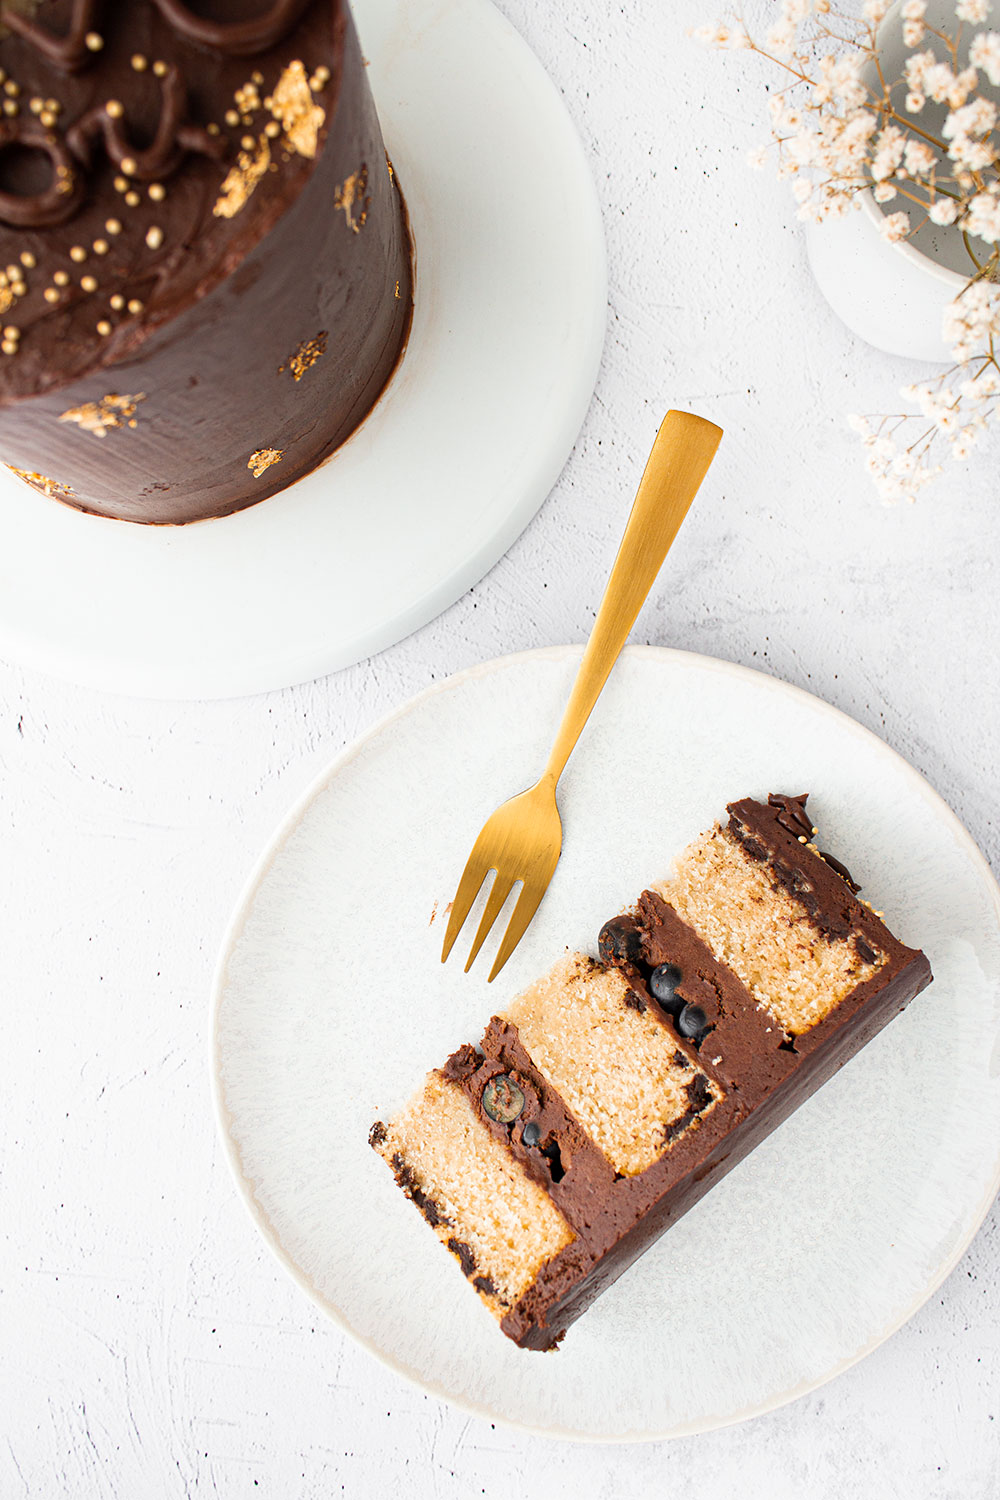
[929, 196, 961, 224]
[956, 0, 991, 21]
[969, 30, 1000, 85]
[964, 188, 1000, 240]
[880, 209, 911, 240]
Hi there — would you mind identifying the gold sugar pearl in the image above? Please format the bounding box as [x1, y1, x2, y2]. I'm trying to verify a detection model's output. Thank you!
[2, 340, 17, 355]
[105, 218, 122, 236]
[224, 109, 239, 127]
[148, 183, 165, 202]
[4, 264, 17, 280]
[3, 325, 19, 339]
[109, 294, 125, 310]
[39, 110, 56, 127]
[264, 121, 280, 139]
[29, 97, 43, 115]
[124, 190, 140, 207]
[314, 66, 330, 86]
[206, 122, 220, 136]
[145, 226, 163, 250]
[240, 134, 255, 150]
[96, 320, 112, 336]
[131, 54, 148, 72]
[106, 100, 124, 120]
[80, 275, 97, 292]
[252, 71, 264, 85]
[120, 156, 137, 175]
[114, 176, 128, 193]
[3, 101, 17, 117]
[45, 98, 58, 112]
[53, 270, 70, 286]
[153, 60, 168, 77]
[85, 32, 103, 52]
[92, 238, 109, 255]
[127, 299, 143, 314]
[19, 252, 35, 269]
[69, 245, 86, 262]
[43, 288, 59, 303]
[4, 80, 20, 98]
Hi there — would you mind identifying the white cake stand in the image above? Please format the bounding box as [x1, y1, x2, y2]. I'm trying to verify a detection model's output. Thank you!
[0, 0, 606, 699]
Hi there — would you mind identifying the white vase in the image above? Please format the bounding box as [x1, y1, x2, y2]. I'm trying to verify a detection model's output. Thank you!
[804, 192, 964, 363]
[804, 0, 992, 364]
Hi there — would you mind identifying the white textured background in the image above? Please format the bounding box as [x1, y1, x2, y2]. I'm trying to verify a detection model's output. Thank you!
[1, 0, 999, 1496]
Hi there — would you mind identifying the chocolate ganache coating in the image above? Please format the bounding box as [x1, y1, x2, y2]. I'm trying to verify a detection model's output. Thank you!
[0, 0, 413, 522]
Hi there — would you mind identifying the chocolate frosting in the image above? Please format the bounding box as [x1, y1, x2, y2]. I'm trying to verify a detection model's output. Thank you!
[0, 0, 413, 521]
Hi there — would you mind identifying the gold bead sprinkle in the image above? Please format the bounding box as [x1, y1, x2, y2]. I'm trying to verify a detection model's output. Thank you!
[39, 110, 56, 127]
[85, 32, 104, 51]
[19, 252, 35, 269]
[4, 80, 20, 98]
[4, 264, 16, 280]
[105, 218, 122, 236]
[2, 340, 17, 355]
[145, 225, 163, 250]
[113, 175, 128, 193]
[43, 288, 59, 303]
[105, 99, 123, 119]
[148, 182, 165, 201]
[109, 294, 125, 310]
[120, 156, 137, 175]
[264, 121, 280, 139]
[3, 325, 19, 339]
[206, 122, 220, 136]
[92, 238, 108, 255]
[80, 275, 97, 293]
[127, 299, 143, 314]
[29, 96, 43, 115]
[131, 54, 148, 72]
[124, 190, 140, 207]
[53, 270, 70, 286]
[153, 60, 168, 77]
[224, 109, 239, 127]
[96, 320, 112, 336]
[69, 245, 86, 262]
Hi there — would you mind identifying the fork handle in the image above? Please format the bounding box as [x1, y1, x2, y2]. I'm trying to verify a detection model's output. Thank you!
[542, 409, 722, 787]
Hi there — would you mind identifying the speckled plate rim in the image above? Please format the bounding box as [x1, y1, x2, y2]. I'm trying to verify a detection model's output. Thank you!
[0, 0, 607, 700]
[210, 644, 1000, 1443]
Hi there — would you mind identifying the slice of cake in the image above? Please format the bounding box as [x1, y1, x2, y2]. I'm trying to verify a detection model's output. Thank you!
[0, 0, 412, 523]
[371, 793, 932, 1349]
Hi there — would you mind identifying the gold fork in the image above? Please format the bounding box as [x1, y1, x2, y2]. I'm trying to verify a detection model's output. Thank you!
[440, 409, 723, 982]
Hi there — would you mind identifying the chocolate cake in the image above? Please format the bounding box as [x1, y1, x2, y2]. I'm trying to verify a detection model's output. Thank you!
[0, 0, 412, 523]
[371, 793, 932, 1350]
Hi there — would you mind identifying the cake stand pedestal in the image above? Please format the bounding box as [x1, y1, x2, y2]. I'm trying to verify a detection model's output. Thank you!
[0, 0, 606, 699]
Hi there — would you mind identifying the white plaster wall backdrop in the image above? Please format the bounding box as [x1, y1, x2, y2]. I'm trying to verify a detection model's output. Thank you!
[0, 0, 998, 1496]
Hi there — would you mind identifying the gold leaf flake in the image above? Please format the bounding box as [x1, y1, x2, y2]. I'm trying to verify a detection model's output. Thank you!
[334, 166, 369, 234]
[279, 331, 327, 381]
[7, 464, 75, 501]
[58, 392, 145, 437]
[248, 447, 283, 477]
[213, 136, 271, 218]
[269, 60, 324, 158]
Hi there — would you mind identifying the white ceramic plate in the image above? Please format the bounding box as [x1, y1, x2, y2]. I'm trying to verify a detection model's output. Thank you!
[0, 0, 606, 699]
[212, 647, 1000, 1441]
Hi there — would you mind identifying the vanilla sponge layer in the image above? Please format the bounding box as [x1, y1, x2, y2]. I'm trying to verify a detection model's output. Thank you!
[503, 954, 722, 1176]
[657, 826, 886, 1036]
[374, 1071, 573, 1318]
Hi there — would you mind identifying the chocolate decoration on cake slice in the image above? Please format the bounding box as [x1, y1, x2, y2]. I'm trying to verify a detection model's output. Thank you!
[0, 0, 413, 522]
[371, 794, 932, 1349]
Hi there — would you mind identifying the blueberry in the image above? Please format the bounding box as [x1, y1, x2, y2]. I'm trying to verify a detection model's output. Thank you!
[598, 918, 643, 967]
[677, 1003, 708, 1041]
[650, 963, 682, 1008]
[482, 1074, 524, 1124]
[521, 1121, 541, 1147]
